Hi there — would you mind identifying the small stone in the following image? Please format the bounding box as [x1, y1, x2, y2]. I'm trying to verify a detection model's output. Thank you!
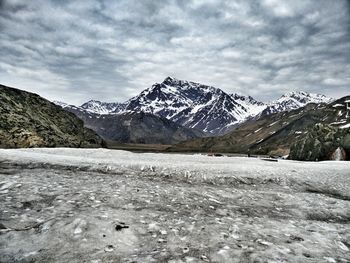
[183, 247, 189, 253]
[115, 224, 129, 231]
[104, 245, 114, 252]
[337, 241, 349, 251]
[200, 255, 209, 262]
[222, 232, 229, 238]
[157, 238, 166, 243]
[74, 227, 82, 235]
[256, 239, 273, 246]
[290, 235, 304, 242]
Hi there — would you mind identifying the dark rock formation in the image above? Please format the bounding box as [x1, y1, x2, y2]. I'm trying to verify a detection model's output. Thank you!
[0, 84, 105, 148]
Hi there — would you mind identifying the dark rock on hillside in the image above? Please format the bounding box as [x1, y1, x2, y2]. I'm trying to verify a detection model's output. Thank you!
[0, 84, 105, 148]
[289, 124, 350, 161]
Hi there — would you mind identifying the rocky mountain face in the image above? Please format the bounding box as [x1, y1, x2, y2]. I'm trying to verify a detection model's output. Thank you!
[70, 77, 332, 136]
[0, 85, 105, 148]
[289, 123, 350, 161]
[124, 77, 252, 135]
[170, 96, 350, 158]
[61, 106, 203, 144]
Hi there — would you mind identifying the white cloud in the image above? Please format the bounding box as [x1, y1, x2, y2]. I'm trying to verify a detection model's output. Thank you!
[0, 0, 349, 104]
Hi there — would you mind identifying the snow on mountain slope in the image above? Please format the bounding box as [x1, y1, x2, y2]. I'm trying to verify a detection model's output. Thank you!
[54, 79, 333, 136]
[259, 91, 333, 117]
[231, 94, 266, 117]
[53, 101, 70, 108]
[52, 100, 93, 114]
[53, 101, 84, 112]
[80, 100, 126, 114]
[124, 77, 252, 135]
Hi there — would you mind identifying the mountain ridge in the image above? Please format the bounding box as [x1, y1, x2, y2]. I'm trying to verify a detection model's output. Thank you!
[169, 95, 350, 156]
[57, 77, 333, 136]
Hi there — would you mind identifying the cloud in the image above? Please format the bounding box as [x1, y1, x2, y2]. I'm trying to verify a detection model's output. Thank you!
[0, 0, 349, 104]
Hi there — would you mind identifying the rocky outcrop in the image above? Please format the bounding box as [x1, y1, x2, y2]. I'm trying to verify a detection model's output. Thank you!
[330, 147, 347, 161]
[289, 124, 350, 161]
[0, 84, 105, 148]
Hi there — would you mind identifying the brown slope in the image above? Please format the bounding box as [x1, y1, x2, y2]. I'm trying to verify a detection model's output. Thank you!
[60, 106, 205, 145]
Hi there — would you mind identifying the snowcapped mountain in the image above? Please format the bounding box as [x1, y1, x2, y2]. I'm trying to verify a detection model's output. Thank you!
[54, 78, 333, 137]
[53, 100, 126, 115]
[80, 100, 126, 114]
[123, 78, 332, 135]
[124, 77, 252, 134]
[259, 91, 333, 117]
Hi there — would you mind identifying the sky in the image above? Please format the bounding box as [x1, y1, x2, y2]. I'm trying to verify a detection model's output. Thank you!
[0, 0, 349, 105]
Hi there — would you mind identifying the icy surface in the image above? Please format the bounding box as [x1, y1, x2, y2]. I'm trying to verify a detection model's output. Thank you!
[0, 148, 350, 262]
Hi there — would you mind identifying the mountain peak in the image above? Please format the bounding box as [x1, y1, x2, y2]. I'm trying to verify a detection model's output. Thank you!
[79, 100, 126, 114]
[162, 76, 186, 86]
[281, 91, 309, 97]
[279, 91, 333, 104]
[163, 76, 176, 82]
[258, 90, 333, 117]
[81, 99, 102, 106]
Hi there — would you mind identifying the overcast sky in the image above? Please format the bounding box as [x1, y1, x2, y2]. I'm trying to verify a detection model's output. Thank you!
[0, 0, 349, 105]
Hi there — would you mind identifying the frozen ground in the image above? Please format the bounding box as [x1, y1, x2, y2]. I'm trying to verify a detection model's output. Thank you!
[0, 148, 350, 263]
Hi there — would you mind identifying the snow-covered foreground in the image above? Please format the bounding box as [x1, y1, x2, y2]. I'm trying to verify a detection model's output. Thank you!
[0, 149, 349, 262]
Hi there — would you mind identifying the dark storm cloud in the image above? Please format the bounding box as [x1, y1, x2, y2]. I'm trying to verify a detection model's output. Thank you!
[0, 0, 349, 104]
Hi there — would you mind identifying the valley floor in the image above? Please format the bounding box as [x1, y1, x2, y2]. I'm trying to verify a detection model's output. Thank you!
[0, 149, 350, 262]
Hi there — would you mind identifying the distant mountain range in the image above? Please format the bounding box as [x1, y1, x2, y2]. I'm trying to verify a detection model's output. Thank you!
[55, 77, 333, 137]
[170, 95, 350, 157]
[1, 80, 348, 159]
